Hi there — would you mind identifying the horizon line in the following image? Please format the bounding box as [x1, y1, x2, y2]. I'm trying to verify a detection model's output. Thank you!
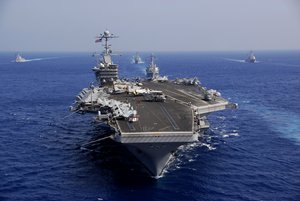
[1, 49, 300, 54]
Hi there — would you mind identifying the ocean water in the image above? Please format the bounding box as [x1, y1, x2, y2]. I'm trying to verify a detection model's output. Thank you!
[0, 51, 299, 201]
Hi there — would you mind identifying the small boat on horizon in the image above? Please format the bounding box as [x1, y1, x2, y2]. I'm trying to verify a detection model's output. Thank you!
[245, 51, 256, 63]
[15, 53, 27, 62]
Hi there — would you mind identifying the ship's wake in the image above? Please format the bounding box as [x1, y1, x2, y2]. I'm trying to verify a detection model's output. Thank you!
[163, 120, 240, 177]
[224, 58, 261, 63]
[245, 104, 300, 145]
[224, 58, 300, 67]
[224, 58, 246, 63]
[261, 61, 300, 68]
[11, 57, 60, 63]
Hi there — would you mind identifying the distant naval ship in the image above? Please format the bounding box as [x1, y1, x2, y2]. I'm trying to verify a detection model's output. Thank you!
[15, 53, 27, 62]
[133, 52, 143, 64]
[245, 51, 256, 63]
[70, 30, 237, 178]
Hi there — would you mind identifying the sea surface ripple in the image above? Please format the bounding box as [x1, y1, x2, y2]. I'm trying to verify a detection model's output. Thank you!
[0, 51, 299, 201]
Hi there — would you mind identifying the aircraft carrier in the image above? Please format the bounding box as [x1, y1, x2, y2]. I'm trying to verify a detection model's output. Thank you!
[71, 30, 237, 178]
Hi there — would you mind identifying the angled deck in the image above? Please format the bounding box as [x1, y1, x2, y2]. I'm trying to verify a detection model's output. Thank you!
[110, 81, 222, 134]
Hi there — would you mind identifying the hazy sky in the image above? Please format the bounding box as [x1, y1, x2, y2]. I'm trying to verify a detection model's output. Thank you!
[0, 0, 299, 52]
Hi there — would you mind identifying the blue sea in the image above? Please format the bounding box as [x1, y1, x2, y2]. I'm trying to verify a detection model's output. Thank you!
[0, 51, 299, 201]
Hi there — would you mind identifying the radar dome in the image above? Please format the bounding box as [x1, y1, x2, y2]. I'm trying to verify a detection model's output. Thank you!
[104, 30, 110, 36]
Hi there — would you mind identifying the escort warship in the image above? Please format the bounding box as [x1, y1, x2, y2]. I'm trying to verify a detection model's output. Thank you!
[71, 30, 237, 178]
[133, 52, 143, 64]
[15, 53, 27, 62]
[245, 51, 256, 63]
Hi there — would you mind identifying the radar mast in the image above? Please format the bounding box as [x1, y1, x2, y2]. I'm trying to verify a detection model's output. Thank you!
[93, 30, 119, 86]
[95, 30, 118, 55]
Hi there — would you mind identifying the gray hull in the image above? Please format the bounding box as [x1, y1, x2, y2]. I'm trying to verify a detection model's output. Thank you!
[125, 142, 184, 177]
[113, 131, 199, 177]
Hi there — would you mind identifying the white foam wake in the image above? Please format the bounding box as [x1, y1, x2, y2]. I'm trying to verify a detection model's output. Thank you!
[262, 61, 300, 68]
[246, 105, 300, 145]
[224, 58, 262, 63]
[224, 58, 246, 63]
[11, 57, 60, 63]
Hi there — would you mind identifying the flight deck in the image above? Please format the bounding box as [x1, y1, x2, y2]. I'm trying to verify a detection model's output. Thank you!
[110, 80, 227, 134]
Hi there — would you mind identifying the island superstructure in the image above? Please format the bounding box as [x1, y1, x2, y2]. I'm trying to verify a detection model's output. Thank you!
[71, 30, 237, 178]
